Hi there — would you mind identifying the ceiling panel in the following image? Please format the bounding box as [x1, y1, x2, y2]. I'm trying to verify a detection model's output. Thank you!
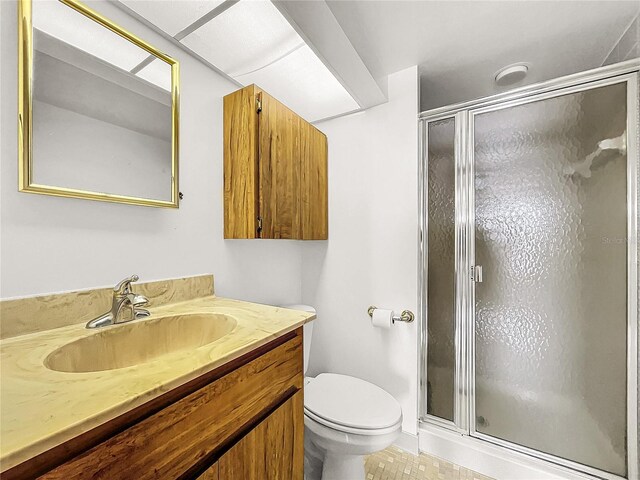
[181, 0, 359, 120]
[136, 58, 173, 92]
[235, 44, 359, 122]
[181, 0, 302, 77]
[119, 0, 225, 36]
[33, 0, 148, 72]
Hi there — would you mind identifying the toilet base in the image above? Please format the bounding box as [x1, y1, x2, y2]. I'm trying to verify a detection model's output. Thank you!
[304, 413, 402, 480]
[321, 452, 364, 480]
[304, 432, 325, 480]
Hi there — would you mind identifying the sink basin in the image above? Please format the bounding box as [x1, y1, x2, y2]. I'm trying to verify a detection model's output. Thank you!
[45, 313, 237, 373]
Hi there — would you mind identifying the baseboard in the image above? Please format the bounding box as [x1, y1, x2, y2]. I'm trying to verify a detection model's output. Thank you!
[419, 424, 597, 480]
[394, 430, 419, 456]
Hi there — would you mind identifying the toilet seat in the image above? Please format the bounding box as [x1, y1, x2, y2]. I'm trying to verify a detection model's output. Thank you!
[304, 409, 401, 436]
[304, 373, 402, 435]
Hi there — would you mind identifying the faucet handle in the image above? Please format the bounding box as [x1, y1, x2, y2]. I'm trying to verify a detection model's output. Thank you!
[132, 294, 149, 307]
[113, 275, 139, 295]
[132, 294, 150, 320]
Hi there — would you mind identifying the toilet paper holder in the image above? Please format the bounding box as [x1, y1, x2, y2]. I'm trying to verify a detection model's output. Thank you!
[367, 306, 415, 324]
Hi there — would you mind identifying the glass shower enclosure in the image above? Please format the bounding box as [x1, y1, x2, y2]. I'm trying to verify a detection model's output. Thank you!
[419, 61, 639, 480]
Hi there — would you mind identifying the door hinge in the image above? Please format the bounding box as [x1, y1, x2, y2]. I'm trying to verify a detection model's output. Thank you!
[256, 95, 262, 114]
[257, 216, 263, 235]
[471, 265, 483, 283]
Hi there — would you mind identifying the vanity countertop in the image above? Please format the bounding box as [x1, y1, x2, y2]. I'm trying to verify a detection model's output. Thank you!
[0, 296, 314, 472]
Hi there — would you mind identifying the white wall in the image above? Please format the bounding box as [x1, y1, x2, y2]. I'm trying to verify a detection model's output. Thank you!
[34, 101, 172, 201]
[302, 66, 419, 435]
[0, 0, 302, 305]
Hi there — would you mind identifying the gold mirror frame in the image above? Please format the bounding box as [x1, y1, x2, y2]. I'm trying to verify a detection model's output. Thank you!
[18, 0, 180, 208]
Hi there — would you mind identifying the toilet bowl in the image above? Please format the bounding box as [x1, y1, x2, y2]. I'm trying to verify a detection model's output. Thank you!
[304, 373, 402, 480]
[282, 305, 403, 480]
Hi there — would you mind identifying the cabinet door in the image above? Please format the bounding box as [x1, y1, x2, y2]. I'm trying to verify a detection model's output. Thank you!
[224, 85, 259, 239]
[258, 91, 301, 239]
[197, 462, 218, 480]
[300, 122, 328, 240]
[218, 391, 304, 479]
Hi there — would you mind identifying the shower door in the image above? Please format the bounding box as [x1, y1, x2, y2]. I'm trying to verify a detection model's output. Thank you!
[471, 79, 633, 478]
[420, 64, 639, 480]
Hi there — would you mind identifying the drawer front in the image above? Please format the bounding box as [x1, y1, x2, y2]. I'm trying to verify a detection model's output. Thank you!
[39, 333, 302, 479]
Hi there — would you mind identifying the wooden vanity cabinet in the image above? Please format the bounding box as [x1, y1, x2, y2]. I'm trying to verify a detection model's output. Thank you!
[6, 329, 304, 480]
[198, 391, 304, 480]
[224, 85, 328, 240]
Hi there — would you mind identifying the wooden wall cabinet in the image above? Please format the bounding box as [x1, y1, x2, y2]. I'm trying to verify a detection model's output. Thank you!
[6, 330, 304, 480]
[224, 85, 328, 240]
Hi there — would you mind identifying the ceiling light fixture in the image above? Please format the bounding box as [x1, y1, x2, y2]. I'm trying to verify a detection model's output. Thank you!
[180, 0, 359, 121]
[494, 63, 529, 86]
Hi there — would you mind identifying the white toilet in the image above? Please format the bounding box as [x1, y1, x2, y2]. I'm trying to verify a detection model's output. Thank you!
[284, 305, 403, 480]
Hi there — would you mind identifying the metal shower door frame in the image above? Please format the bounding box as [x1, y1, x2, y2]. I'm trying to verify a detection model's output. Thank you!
[418, 59, 639, 480]
[418, 110, 469, 434]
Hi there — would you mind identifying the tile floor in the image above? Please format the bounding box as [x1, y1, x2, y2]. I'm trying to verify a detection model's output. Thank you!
[364, 446, 494, 480]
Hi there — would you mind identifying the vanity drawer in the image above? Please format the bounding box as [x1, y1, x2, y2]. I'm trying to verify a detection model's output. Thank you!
[36, 331, 303, 479]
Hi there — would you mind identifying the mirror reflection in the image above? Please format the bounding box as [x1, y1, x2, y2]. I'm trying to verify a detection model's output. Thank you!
[28, 0, 177, 205]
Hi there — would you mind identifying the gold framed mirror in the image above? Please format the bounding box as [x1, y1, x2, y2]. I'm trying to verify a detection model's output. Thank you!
[18, 0, 180, 208]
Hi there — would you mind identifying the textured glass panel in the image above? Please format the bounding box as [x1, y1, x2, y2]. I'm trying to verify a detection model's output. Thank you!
[427, 118, 456, 421]
[474, 83, 628, 476]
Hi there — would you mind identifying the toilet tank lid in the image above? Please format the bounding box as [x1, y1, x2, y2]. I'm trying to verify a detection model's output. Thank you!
[281, 304, 316, 314]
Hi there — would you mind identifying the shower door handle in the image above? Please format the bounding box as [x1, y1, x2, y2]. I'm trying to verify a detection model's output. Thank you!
[472, 265, 483, 283]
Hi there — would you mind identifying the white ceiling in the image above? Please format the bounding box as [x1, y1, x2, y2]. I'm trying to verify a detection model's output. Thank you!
[119, 0, 359, 121]
[116, 0, 639, 116]
[325, 0, 640, 111]
[119, 0, 225, 36]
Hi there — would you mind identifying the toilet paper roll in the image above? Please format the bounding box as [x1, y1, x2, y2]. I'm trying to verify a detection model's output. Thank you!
[371, 308, 393, 329]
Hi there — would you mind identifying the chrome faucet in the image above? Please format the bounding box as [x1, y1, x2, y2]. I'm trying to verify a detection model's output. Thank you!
[86, 275, 150, 329]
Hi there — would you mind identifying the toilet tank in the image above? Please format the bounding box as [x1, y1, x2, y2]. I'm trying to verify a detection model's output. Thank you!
[281, 304, 315, 374]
